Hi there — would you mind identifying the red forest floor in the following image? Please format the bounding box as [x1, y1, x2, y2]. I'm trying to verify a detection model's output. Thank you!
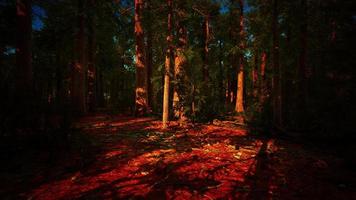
[0, 114, 355, 200]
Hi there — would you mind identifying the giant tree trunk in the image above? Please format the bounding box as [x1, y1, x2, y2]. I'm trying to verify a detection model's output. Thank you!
[173, 22, 188, 121]
[235, 0, 245, 113]
[16, 0, 32, 94]
[146, 0, 153, 112]
[272, 0, 282, 126]
[87, 0, 96, 112]
[134, 0, 148, 116]
[96, 67, 105, 107]
[71, 0, 87, 115]
[15, 0, 33, 127]
[298, 0, 308, 125]
[162, 0, 173, 129]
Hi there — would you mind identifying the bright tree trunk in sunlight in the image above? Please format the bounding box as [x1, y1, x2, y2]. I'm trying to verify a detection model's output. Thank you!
[162, 0, 173, 129]
[173, 21, 188, 121]
[134, 0, 148, 116]
[71, 0, 87, 115]
[235, 0, 244, 113]
[87, 0, 96, 112]
[272, 0, 282, 126]
[16, 0, 32, 95]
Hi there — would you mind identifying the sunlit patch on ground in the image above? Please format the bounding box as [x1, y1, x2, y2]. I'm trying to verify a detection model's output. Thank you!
[1, 115, 355, 199]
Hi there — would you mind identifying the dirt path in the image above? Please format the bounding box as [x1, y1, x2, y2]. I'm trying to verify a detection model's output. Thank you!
[1, 114, 355, 199]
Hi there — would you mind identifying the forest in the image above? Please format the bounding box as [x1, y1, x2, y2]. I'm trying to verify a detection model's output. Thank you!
[1, 0, 356, 199]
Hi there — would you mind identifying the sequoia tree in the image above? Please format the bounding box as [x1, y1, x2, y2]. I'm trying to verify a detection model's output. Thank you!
[162, 0, 173, 129]
[71, 0, 87, 115]
[235, 0, 245, 113]
[134, 0, 148, 116]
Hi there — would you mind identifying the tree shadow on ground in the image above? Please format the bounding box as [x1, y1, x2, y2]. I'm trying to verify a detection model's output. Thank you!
[1, 115, 355, 199]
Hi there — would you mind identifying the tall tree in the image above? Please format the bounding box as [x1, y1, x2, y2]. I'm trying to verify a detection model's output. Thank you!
[235, 0, 245, 113]
[173, 1, 188, 120]
[272, 0, 282, 125]
[162, 0, 173, 129]
[87, 0, 96, 112]
[71, 0, 87, 115]
[16, 0, 32, 94]
[145, 0, 153, 111]
[298, 0, 307, 115]
[134, 0, 148, 116]
[202, 15, 210, 83]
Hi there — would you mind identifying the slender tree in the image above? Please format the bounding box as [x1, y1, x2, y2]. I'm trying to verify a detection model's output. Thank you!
[259, 51, 267, 105]
[202, 15, 210, 83]
[235, 0, 245, 113]
[252, 51, 258, 98]
[162, 0, 173, 129]
[134, 0, 148, 116]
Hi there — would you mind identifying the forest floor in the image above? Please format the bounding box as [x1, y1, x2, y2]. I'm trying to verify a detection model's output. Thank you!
[0, 114, 355, 200]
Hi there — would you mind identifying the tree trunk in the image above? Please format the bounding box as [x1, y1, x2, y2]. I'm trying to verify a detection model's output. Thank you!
[146, 0, 153, 112]
[173, 22, 188, 121]
[96, 67, 105, 107]
[162, 0, 173, 129]
[272, 0, 282, 126]
[87, 0, 96, 112]
[71, 0, 87, 115]
[15, 0, 33, 128]
[235, 0, 245, 113]
[202, 15, 210, 83]
[218, 40, 225, 104]
[134, 0, 148, 116]
[16, 0, 32, 94]
[252, 51, 258, 98]
[259, 52, 267, 105]
[298, 0, 308, 125]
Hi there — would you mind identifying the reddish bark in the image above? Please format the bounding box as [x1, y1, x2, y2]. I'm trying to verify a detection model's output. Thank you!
[146, 0, 153, 111]
[173, 22, 188, 121]
[134, 0, 148, 116]
[235, 0, 245, 113]
[162, 0, 173, 129]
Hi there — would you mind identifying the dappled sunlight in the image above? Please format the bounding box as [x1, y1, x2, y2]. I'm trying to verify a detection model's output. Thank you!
[20, 115, 356, 200]
[27, 118, 267, 199]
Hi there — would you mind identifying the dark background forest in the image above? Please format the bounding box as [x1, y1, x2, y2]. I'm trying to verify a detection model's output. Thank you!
[0, 0, 356, 199]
